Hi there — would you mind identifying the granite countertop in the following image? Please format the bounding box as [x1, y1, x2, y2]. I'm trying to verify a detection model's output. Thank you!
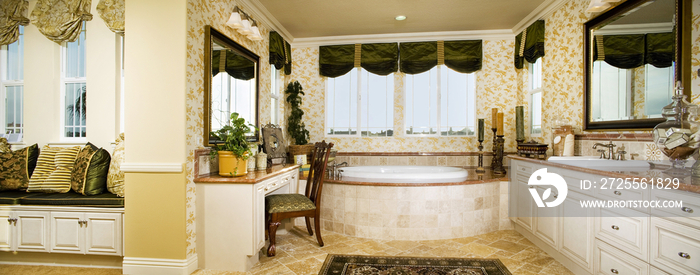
[303, 167, 509, 187]
[508, 155, 700, 194]
[194, 164, 300, 184]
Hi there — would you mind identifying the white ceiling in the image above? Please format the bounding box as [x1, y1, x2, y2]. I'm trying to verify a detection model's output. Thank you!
[255, 0, 550, 40]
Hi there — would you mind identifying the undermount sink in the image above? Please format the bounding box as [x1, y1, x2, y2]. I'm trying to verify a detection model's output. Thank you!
[547, 156, 650, 170]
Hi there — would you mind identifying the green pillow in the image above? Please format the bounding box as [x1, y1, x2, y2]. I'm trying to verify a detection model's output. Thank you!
[71, 143, 111, 196]
[0, 144, 38, 191]
[27, 144, 39, 178]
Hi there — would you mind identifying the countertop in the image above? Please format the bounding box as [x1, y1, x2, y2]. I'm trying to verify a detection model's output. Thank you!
[303, 167, 509, 187]
[508, 155, 700, 194]
[194, 164, 300, 184]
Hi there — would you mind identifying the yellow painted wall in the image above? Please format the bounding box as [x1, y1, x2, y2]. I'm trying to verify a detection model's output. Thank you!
[21, 0, 120, 150]
[124, 0, 188, 261]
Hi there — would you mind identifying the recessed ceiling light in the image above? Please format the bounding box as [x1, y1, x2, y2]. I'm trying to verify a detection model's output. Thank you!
[395, 15, 406, 21]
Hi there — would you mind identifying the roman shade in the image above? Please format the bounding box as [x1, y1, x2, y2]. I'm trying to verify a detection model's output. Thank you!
[212, 50, 256, 81]
[30, 0, 93, 43]
[361, 43, 399, 76]
[399, 42, 437, 75]
[269, 31, 292, 75]
[0, 0, 29, 46]
[319, 44, 356, 78]
[444, 40, 482, 74]
[399, 40, 482, 75]
[593, 32, 674, 69]
[96, 0, 124, 34]
[514, 20, 545, 69]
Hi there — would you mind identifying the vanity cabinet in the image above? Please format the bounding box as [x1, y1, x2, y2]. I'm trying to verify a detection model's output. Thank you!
[0, 210, 50, 252]
[50, 212, 122, 255]
[510, 158, 700, 275]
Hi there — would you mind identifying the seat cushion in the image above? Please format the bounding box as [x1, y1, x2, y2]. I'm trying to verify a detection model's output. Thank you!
[0, 191, 30, 204]
[28, 146, 81, 193]
[266, 194, 316, 213]
[19, 191, 124, 207]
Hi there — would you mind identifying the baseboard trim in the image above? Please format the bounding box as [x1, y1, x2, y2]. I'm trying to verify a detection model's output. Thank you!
[122, 254, 197, 275]
[0, 260, 122, 269]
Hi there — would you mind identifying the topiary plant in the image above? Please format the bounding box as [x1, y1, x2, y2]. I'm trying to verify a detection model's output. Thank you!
[285, 81, 310, 145]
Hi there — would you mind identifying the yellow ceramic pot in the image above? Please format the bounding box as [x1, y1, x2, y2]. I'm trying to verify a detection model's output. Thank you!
[218, 151, 248, 177]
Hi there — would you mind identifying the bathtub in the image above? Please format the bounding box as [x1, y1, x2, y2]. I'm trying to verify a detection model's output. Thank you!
[338, 166, 468, 183]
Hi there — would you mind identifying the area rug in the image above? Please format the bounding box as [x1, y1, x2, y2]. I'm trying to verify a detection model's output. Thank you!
[319, 254, 512, 275]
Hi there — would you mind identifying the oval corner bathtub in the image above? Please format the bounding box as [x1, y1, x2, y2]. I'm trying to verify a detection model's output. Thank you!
[338, 166, 468, 183]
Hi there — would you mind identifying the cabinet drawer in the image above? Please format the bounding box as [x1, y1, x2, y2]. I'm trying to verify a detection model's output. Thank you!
[650, 218, 700, 274]
[651, 189, 700, 228]
[596, 241, 649, 275]
[596, 208, 649, 261]
[595, 186, 649, 212]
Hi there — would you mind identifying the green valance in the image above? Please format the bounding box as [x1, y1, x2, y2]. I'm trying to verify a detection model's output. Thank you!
[0, 0, 29, 46]
[361, 43, 398, 76]
[319, 44, 356, 78]
[444, 40, 482, 74]
[514, 20, 545, 69]
[593, 32, 673, 69]
[269, 31, 292, 75]
[399, 42, 437, 75]
[212, 50, 255, 81]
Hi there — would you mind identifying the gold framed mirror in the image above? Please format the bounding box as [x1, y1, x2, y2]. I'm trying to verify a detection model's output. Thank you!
[583, 0, 692, 130]
[204, 25, 260, 146]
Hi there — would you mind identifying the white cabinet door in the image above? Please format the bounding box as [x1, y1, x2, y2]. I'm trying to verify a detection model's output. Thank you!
[50, 212, 83, 253]
[15, 211, 49, 252]
[253, 181, 267, 254]
[0, 211, 14, 251]
[85, 213, 122, 255]
[533, 187, 559, 248]
[560, 191, 595, 273]
[515, 178, 535, 231]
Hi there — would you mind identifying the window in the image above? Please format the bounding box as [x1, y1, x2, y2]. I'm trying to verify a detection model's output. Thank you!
[405, 65, 476, 136]
[211, 68, 256, 131]
[62, 24, 87, 138]
[529, 58, 542, 135]
[326, 68, 394, 137]
[270, 65, 281, 125]
[1, 26, 24, 139]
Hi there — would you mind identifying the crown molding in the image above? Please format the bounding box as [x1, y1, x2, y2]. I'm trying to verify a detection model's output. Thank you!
[592, 22, 674, 35]
[240, 0, 294, 42]
[291, 29, 514, 48]
[512, 0, 570, 34]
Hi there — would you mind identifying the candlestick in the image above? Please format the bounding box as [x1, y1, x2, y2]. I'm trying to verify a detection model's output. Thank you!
[493, 135, 506, 175]
[491, 108, 498, 128]
[497, 112, 504, 136]
[515, 106, 524, 143]
[477, 119, 484, 142]
[477, 141, 485, 173]
[491, 128, 497, 168]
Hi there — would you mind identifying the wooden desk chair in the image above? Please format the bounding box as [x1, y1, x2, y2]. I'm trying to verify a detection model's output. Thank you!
[265, 140, 334, 256]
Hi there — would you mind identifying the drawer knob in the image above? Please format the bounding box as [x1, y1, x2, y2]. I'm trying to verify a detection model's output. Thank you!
[613, 191, 622, 196]
[611, 225, 619, 230]
[681, 207, 694, 213]
[611, 269, 619, 274]
[679, 252, 691, 259]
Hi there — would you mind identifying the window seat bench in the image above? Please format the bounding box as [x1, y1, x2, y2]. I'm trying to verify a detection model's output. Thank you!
[0, 191, 124, 207]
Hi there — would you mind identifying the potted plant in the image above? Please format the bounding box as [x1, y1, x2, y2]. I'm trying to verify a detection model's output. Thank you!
[210, 112, 257, 176]
[285, 81, 314, 161]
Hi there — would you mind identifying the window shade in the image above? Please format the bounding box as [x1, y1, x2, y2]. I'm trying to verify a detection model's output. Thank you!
[646, 32, 674, 68]
[319, 44, 355, 78]
[212, 50, 255, 81]
[399, 42, 437, 75]
[269, 31, 292, 75]
[96, 0, 124, 34]
[30, 0, 93, 43]
[514, 20, 545, 69]
[361, 43, 398, 76]
[444, 40, 482, 74]
[0, 0, 29, 46]
[593, 32, 673, 69]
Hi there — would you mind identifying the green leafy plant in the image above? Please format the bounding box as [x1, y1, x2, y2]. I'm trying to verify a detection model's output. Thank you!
[285, 81, 310, 145]
[210, 112, 257, 159]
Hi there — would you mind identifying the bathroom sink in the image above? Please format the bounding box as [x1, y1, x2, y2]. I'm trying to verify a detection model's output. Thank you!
[548, 156, 650, 170]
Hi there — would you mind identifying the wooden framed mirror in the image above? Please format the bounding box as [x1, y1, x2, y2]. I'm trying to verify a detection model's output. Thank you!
[583, 0, 691, 130]
[204, 25, 260, 146]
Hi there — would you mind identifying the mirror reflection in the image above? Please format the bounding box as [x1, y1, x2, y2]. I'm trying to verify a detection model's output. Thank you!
[589, 0, 675, 122]
[204, 26, 260, 146]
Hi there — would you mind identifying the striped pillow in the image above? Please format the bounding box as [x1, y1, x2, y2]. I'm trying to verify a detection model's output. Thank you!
[28, 146, 81, 193]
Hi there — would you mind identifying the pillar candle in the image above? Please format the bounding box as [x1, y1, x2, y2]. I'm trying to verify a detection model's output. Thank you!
[491, 108, 498, 129]
[478, 119, 485, 142]
[497, 112, 504, 136]
[515, 106, 524, 141]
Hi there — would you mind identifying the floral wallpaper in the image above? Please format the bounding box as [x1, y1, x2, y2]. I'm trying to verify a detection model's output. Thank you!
[693, 0, 699, 103]
[185, 0, 277, 257]
[289, 40, 521, 153]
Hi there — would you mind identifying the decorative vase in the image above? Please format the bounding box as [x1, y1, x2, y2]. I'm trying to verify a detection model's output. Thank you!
[256, 152, 267, 171]
[247, 154, 256, 172]
[218, 151, 248, 177]
[652, 83, 700, 170]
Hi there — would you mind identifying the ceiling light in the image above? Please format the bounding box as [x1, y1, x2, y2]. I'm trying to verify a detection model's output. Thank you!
[395, 15, 406, 21]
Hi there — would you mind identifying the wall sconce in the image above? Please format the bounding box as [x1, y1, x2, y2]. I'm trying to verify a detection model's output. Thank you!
[586, 0, 621, 13]
[226, 6, 263, 41]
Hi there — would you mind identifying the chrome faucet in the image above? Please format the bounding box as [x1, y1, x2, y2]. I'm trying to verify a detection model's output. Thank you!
[592, 141, 616, 160]
[327, 162, 348, 179]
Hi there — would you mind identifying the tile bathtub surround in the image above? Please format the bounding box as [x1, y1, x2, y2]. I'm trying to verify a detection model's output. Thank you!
[190, 227, 573, 275]
[574, 140, 665, 161]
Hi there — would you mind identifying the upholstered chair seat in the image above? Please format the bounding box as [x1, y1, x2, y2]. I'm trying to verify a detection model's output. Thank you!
[265, 193, 316, 213]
